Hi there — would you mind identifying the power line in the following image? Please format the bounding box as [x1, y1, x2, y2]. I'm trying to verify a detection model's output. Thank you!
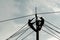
[42, 29, 60, 40]
[0, 11, 60, 23]
[45, 20, 60, 30]
[44, 24, 60, 38]
[16, 27, 30, 40]
[44, 24, 60, 39]
[7, 27, 30, 40]
[22, 31, 34, 40]
[45, 24, 60, 34]
[38, 11, 60, 14]
[6, 23, 28, 40]
[0, 14, 34, 23]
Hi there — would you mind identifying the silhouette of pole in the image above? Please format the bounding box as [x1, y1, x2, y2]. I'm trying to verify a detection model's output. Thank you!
[35, 14, 39, 40]
[35, 7, 39, 40]
[28, 7, 44, 40]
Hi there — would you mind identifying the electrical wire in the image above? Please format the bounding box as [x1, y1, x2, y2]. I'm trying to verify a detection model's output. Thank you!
[42, 29, 60, 40]
[0, 11, 60, 23]
[38, 11, 60, 14]
[44, 24, 60, 38]
[45, 20, 60, 30]
[6, 27, 29, 40]
[6, 23, 28, 40]
[22, 31, 34, 40]
[16, 27, 30, 40]
[0, 14, 34, 23]
[45, 24, 60, 34]
[44, 24, 60, 39]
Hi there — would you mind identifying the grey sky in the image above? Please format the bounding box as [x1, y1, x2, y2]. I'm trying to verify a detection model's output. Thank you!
[0, 0, 60, 40]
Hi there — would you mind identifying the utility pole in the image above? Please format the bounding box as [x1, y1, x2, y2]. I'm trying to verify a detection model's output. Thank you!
[28, 7, 44, 40]
[35, 7, 39, 40]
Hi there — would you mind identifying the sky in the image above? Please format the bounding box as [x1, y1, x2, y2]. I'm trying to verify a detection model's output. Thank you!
[0, 0, 60, 40]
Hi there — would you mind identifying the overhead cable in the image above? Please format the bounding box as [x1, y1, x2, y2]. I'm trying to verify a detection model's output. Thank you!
[22, 31, 34, 40]
[45, 24, 60, 34]
[16, 27, 30, 40]
[42, 29, 60, 40]
[6, 23, 28, 40]
[45, 20, 60, 30]
[0, 11, 60, 23]
[44, 24, 60, 39]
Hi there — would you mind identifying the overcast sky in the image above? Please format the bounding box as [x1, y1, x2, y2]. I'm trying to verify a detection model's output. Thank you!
[0, 0, 60, 40]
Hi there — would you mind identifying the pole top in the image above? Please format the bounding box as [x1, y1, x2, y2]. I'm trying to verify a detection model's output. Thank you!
[35, 7, 38, 18]
[35, 7, 37, 14]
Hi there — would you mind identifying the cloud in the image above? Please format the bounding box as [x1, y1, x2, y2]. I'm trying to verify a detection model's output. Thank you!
[0, 0, 19, 20]
[47, 37, 58, 40]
